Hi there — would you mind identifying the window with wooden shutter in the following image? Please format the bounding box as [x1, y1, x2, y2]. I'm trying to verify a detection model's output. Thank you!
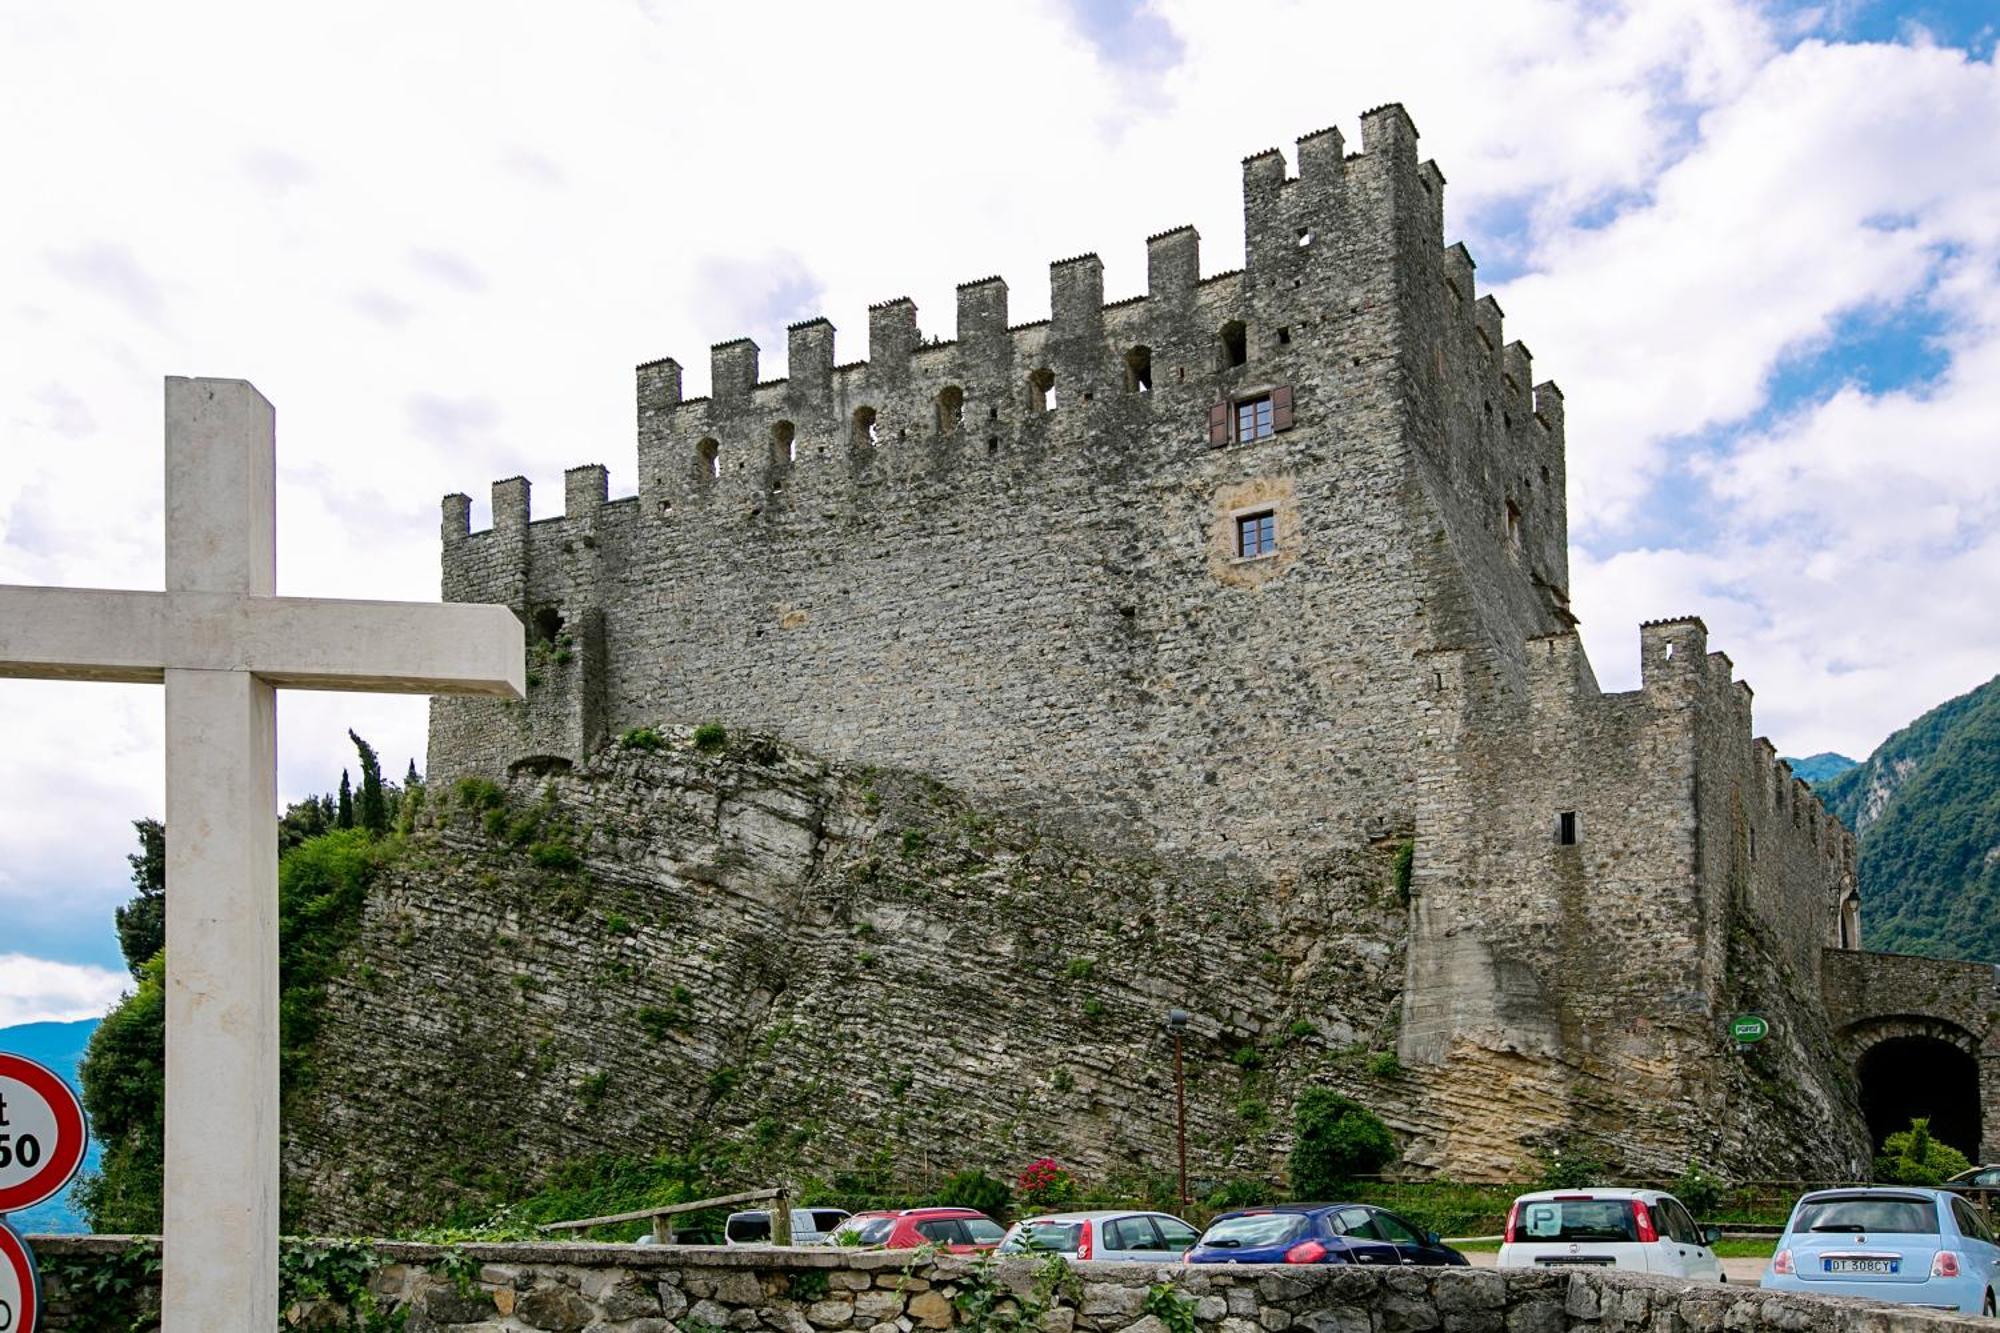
[1207, 402, 1230, 446]
[1271, 384, 1294, 430]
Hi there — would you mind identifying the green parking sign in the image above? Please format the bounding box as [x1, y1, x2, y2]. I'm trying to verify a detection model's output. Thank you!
[1729, 1014, 1770, 1043]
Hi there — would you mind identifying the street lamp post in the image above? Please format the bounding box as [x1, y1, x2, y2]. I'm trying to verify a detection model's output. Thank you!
[1166, 1008, 1190, 1205]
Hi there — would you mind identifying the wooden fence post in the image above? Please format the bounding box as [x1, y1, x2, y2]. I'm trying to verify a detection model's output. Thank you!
[772, 1187, 793, 1246]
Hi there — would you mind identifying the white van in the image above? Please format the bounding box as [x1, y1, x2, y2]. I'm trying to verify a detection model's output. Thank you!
[723, 1207, 852, 1246]
[1498, 1189, 1724, 1281]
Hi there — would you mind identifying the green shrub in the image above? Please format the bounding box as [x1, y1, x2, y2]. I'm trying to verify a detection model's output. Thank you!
[1673, 1166, 1725, 1218]
[1368, 1050, 1402, 1077]
[692, 722, 728, 752]
[604, 912, 635, 936]
[1290, 1019, 1316, 1040]
[1875, 1118, 1972, 1185]
[1288, 1089, 1396, 1197]
[1064, 958, 1095, 980]
[620, 727, 666, 752]
[455, 776, 505, 810]
[636, 1005, 681, 1040]
[1203, 1177, 1274, 1210]
[1392, 838, 1415, 901]
[900, 829, 927, 858]
[530, 840, 582, 872]
[1232, 1046, 1263, 1071]
[1142, 1284, 1198, 1333]
[935, 1168, 1012, 1218]
[1534, 1140, 1608, 1190]
[1081, 997, 1105, 1018]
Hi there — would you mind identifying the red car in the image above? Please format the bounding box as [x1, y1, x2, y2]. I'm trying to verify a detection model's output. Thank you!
[830, 1207, 1006, 1253]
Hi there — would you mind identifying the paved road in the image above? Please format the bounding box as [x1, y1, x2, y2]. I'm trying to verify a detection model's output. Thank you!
[1461, 1250, 1767, 1283]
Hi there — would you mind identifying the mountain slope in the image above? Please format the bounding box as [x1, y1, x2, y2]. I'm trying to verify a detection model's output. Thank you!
[1821, 675, 2000, 962]
[1785, 752, 1858, 785]
[0, 1017, 103, 1232]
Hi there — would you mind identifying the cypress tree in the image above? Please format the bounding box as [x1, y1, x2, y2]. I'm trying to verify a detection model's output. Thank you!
[336, 770, 354, 829]
[114, 818, 166, 975]
[349, 730, 388, 834]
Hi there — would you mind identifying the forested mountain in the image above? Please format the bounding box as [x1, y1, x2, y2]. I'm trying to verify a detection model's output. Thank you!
[1817, 674, 2000, 962]
[1785, 752, 1858, 784]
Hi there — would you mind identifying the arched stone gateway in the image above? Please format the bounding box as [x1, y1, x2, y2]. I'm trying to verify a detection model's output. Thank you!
[1839, 1015, 1984, 1159]
[1823, 950, 2000, 1162]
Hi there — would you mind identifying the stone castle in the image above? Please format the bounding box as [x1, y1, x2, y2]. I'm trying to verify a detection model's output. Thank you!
[315, 104, 1993, 1210]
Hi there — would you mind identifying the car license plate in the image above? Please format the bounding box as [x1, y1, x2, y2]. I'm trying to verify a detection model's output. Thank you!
[1824, 1258, 1898, 1275]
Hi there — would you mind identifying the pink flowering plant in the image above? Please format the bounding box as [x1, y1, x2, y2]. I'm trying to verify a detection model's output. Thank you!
[1015, 1157, 1078, 1213]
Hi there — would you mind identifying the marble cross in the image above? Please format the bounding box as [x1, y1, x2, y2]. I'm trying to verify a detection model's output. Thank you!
[0, 378, 523, 1331]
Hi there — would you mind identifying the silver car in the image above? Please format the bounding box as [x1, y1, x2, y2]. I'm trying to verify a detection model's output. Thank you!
[724, 1207, 852, 1246]
[997, 1209, 1202, 1261]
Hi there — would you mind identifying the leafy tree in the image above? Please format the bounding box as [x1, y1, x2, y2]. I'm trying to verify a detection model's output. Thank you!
[114, 817, 166, 975]
[75, 953, 166, 1231]
[279, 793, 329, 852]
[336, 770, 354, 829]
[349, 731, 388, 835]
[1875, 1118, 1972, 1185]
[1288, 1089, 1396, 1197]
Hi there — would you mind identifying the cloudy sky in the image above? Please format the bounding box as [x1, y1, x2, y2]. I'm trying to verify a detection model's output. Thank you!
[2, 0, 1997, 1024]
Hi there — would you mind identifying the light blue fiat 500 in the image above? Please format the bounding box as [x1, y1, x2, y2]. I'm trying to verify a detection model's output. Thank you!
[1761, 1187, 2000, 1315]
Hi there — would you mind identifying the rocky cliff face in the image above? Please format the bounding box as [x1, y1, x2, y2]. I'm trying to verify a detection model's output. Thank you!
[285, 728, 1413, 1233]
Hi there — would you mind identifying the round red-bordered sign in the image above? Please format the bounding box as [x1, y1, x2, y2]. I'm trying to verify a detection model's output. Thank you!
[0, 1053, 87, 1215]
[0, 1219, 39, 1333]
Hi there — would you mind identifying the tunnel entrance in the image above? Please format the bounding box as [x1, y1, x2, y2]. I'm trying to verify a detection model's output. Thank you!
[1857, 1035, 1981, 1158]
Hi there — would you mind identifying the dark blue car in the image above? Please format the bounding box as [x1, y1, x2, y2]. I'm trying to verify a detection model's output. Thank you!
[1187, 1204, 1469, 1267]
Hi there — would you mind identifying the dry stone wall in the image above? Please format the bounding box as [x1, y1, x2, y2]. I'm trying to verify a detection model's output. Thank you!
[30, 1236, 1987, 1333]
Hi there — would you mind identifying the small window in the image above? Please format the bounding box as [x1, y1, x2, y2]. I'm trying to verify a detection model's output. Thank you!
[1236, 395, 1275, 442]
[530, 605, 564, 644]
[936, 385, 965, 433]
[696, 437, 720, 478]
[1296, 227, 1312, 248]
[1220, 320, 1248, 369]
[1505, 499, 1522, 550]
[1236, 510, 1276, 559]
[1276, 327, 1291, 346]
[1557, 811, 1579, 846]
[1028, 367, 1055, 412]
[852, 406, 878, 448]
[771, 420, 796, 465]
[1748, 826, 1757, 862]
[1125, 345, 1152, 393]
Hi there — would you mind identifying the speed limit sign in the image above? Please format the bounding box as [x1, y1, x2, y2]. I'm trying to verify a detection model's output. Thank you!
[0, 1054, 87, 1215]
[0, 1221, 37, 1332]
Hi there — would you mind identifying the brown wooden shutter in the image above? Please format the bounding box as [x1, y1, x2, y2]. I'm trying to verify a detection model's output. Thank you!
[1271, 384, 1294, 431]
[1208, 401, 1230, 445]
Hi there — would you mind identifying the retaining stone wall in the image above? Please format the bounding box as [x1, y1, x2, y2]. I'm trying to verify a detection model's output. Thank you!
[28, 1237, 1982, 1333]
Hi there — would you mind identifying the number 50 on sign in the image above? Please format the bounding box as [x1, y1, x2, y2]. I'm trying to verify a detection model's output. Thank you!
[0, 1053, 88, 1215]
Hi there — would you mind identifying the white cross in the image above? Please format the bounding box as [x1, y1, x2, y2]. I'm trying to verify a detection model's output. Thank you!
[0, 378, 523, 1331]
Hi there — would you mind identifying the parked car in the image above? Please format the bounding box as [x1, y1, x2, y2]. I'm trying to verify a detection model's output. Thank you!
[828, 1207, 1006, 1252]
[1497, 1189, 1722, 1280]
[997, 1210, 1202, 1260]
[1760, 1187, 2000, 1315]
[1943, 1166, 2000, 1208]
[1187, 1204, 1467, 1266]
[723, 1208, 853, 1246]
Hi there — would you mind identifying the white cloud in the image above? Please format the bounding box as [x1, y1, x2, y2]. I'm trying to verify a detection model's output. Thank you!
[0, 954, 131, 1026]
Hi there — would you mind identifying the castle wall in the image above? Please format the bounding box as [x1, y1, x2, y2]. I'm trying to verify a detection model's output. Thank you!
[420, 104, 1880, 1181]
[432, 107, 1563, 868]
[1396, 619, 1865, 1178]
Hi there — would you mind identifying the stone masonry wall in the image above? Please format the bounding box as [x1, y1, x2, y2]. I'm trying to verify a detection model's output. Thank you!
[414, 104, 1879, 1189]
[29, 1236, 1986, 1333]
[1397, 618, 1867, 1181]
[1822, 949, 2000, 1159]
[430, 105, 1566, 872]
